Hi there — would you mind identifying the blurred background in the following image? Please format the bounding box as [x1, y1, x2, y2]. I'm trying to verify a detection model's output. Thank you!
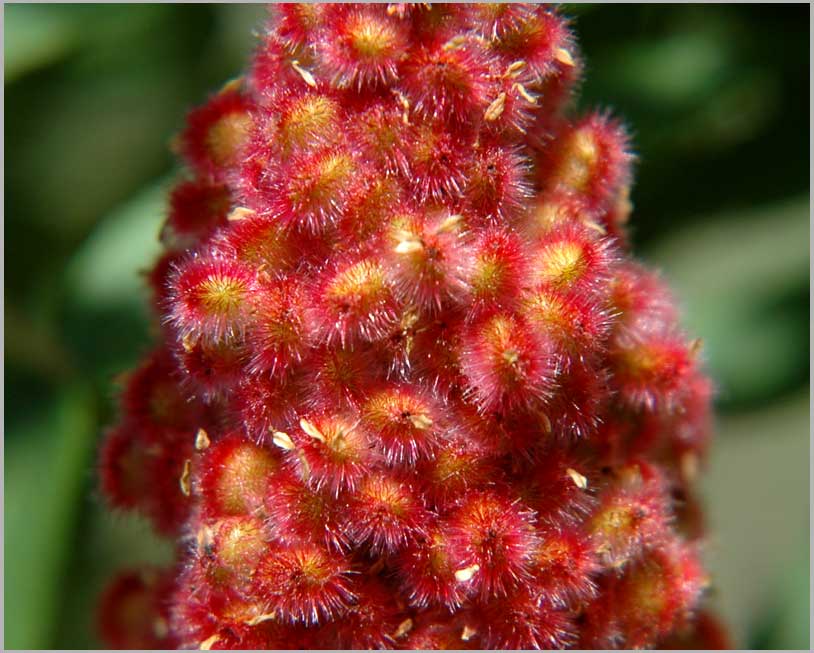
[4, 4, 809, 649]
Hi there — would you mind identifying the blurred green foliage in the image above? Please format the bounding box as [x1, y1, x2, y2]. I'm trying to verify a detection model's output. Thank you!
[4, 4, 809, 649]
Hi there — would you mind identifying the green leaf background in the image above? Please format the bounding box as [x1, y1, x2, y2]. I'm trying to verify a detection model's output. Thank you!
[4, 4, 809, 649]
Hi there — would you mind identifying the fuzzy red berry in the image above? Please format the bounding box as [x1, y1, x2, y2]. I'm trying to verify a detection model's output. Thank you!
[254, 542, 356, 625]
[460, 310, 556, 413]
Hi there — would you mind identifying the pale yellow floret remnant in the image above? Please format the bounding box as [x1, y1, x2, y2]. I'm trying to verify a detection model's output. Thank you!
[567, 467, 588, 489]
[513, 82, 537, 105]
[460, 625, 477, 642]
[153, 617, 169, 640]
[454, 563, 480, 582]
[409, 413, 433, 430]
[301, 417, 362, 461]
[300, 417, 327, 442]
[199, 634, 221, 650]
[195, 428, 211, 451]
[614, 184, 634, 224]
[291, 59, 318, 87]
[393, 618, 414, 639]
[680, 451, 699, 484]
[555, 47, 575, 67]
[243, 613, 276, 627]
[272, 430, 296, 451]
[395, 235, 424, 255]
[504, 60, 527, 78]
[179, 459, 192, 497]
[227, 206, 257, 222]
[484, 92, 507, 121]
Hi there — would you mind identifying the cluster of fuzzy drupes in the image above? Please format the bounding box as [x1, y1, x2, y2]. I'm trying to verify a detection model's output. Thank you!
[98, 4, 727, 650]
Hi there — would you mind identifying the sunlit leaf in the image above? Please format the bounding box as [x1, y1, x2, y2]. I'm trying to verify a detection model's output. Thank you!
[4, 5, 78, 83]
[702, 390, 809, 648]
[5, 386, 98, 649]
[643, 197, 808, 406]
[595, 28, 731, 108]
[64, 179, 170, 310]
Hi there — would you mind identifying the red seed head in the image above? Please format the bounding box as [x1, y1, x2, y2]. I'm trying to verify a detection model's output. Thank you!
[464, 146, 533, 223]
[253, 145, 366, 233]
[98, 421, 192, 535]
[581, 539, 708, 649]
[319, 5, 410, 90]
[542, 112, 633, 214]
[475, 4, 576, 84]
[234, 371, 304, 439]
[282, 414, 376, 496]
[470, 588, 576, 650]
[272, 4, 326, 56]
[312, 254, 399, 346]
[212, 211, 297, 272]
[271, 90, 344, 154]
[609, 319, 699, 413]
[164, 179, 231, 248]
[245, 276, 310, 375]
[359, 384, 442, 465]
[400, 36, 494, 125]
[418, 419, 502, 508]
[345, 471, 428, 553]
[178, 84, 252, 180]
[465, 225, 528, 316]
[326, 577, 406, 649]
[531, 523, 599, 607]
[403, 125, 474, 201]
[387, 209, 470, 312]
[255, 542, 356, 625]
[588, 461, 674, 568]
[100, 5, 721, 649]
[199, 433, 279, 518]
[175, 335, 248, 399]
[404, 612, 481, 650]
[192, 514, 268, 594]
[527, 221, 616, 295]
[265, 469, 349, 551]
[168, 254, 255, 344]
[460, 311, 556, 414]
[447, 490, 540, 600]
[97, 569, 176, 649]
[395, 521, 468, 609]
[301, 344, 376, 411]
[118, 347, 200, 431]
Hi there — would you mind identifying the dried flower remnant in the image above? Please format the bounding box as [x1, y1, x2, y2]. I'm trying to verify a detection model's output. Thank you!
[98, 4, 725, 649]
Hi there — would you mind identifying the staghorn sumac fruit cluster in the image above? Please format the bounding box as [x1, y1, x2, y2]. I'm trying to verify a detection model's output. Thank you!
[97, 4, 729, 650]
